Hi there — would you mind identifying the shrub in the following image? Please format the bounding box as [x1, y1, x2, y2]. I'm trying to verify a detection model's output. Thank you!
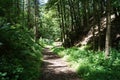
[0, 24, 42, 80]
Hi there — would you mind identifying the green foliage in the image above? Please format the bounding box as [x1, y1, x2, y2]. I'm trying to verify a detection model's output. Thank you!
[39, 38, 55, 48]
[53, 47, 120, 80]
[112, 0, 120, 7]
[40, 7, 60, 40]
[0, 24, 42, 80]
[52, 47, 65, 55]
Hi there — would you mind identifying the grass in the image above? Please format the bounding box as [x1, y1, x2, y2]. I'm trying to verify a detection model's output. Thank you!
[52, 47, 120, 80]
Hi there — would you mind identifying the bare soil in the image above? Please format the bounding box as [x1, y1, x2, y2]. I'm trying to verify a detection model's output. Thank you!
[40, 48, 81, 80]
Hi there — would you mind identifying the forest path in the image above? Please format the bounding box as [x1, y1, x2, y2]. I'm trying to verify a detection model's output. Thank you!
[40, 47, 81, 80]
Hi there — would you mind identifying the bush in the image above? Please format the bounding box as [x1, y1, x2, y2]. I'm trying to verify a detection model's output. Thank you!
[0, 24, 42, 80]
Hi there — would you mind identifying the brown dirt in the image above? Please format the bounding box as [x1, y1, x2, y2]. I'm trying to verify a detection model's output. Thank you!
[40, 48, 81, 80]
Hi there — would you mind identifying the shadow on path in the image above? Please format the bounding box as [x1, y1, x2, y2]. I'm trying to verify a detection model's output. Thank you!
[40, 48, 81, 80]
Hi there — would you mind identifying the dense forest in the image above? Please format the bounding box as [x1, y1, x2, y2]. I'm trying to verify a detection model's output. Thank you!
[0, 0, 120, 80]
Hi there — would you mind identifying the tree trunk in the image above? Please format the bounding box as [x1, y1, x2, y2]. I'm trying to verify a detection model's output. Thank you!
[92, 0, 97, 51]
[34, 0, 39, 42]
[105, 0, 111, 59]
[22, 0, 25, 28]
[27, 0, 31, 29]
[97, 2, 101, 51]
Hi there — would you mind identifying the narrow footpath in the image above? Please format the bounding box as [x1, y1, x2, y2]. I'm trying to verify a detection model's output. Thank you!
[40, 47, 81, 80]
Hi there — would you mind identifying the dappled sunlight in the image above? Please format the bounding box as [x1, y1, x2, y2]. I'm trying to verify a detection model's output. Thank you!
[53, 42, 63, 47]
[40, 48, 81, 80]
[1, 0, 120, 80]
[45, 45, 53, 48]
[52, 47, 120, 80]
[43, 41, 62, 49]
[77, 14, 116, 46]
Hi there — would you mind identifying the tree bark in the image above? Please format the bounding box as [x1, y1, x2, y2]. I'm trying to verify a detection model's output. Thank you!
[34, 0, 39, 42]
[105, 0, 111, 59]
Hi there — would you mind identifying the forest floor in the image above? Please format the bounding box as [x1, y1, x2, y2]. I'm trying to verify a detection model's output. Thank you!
[40, 47, 81, 80]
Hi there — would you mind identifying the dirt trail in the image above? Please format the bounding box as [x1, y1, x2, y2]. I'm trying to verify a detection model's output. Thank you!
[40, 48, 81, 80]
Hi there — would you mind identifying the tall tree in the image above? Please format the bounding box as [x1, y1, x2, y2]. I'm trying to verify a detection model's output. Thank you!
[105, 0, 111, 59]
[27, 0, 32, 29]
[34, 0, 40, 41]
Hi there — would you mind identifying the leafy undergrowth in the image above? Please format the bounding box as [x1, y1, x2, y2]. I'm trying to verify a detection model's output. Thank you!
[0, 24, 43, 80]
[52, 47, 120, 80]
[39, 38, 54, 48]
